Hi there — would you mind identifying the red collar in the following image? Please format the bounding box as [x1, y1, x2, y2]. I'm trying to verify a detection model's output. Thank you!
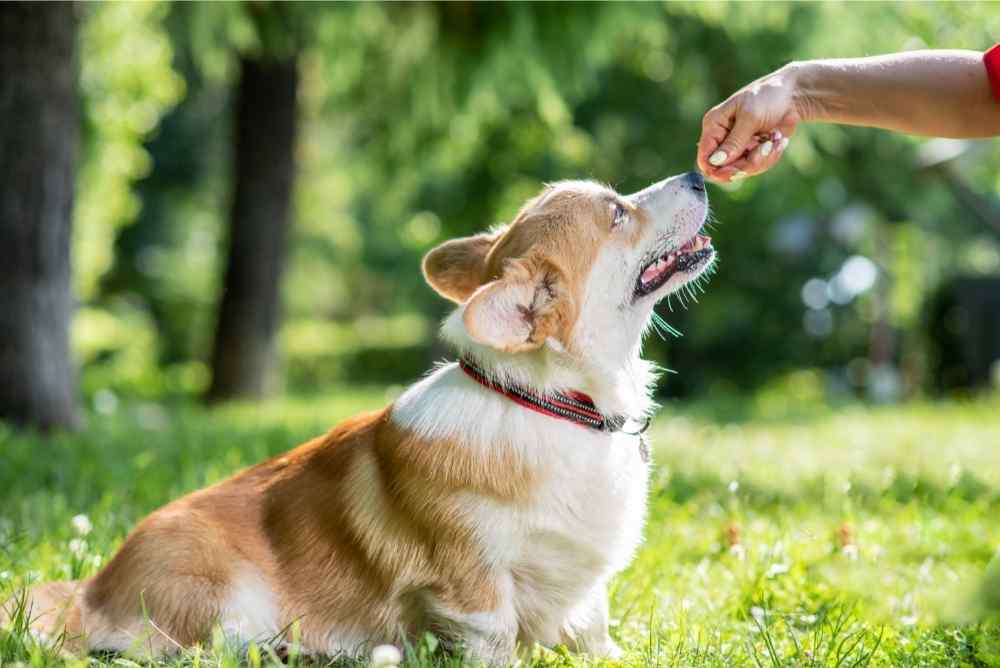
[458, 357, 649, 435]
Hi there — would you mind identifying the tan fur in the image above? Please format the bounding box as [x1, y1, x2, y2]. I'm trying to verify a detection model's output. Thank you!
[426, 185, 650, 353]
[10, 407, 536, 654]
[422, 230, 504, 303]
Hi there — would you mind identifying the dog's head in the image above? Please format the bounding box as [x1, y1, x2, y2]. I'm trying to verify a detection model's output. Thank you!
[423, 171, 714, 368]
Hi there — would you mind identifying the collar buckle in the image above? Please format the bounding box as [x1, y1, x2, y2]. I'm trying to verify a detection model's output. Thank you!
[607, 415, 651, 435]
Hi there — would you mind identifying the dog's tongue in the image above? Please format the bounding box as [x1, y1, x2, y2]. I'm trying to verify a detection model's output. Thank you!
[641, 235, 713, 285]
[641, 254, 676, 285]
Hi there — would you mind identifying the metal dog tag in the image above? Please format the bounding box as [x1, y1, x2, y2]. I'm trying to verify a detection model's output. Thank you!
[638, 434, 651, 463]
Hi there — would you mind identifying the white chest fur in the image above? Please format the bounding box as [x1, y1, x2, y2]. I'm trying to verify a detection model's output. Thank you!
[391, 364, 649, 642]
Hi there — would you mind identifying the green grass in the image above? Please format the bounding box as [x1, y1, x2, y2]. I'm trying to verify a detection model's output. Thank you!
[2, 390, 999, 667]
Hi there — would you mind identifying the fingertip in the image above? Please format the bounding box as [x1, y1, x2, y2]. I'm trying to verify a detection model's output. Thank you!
[708, 150, 729, 167]
[706, 165, 741, 183]
[697, 141, 717, 168]
[744, 148, 765, 169]
[701, 166, 730, 184]
[751, 149, 784, 177]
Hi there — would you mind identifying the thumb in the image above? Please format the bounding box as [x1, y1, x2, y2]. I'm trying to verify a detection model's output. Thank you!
[707, 113, 760, 168]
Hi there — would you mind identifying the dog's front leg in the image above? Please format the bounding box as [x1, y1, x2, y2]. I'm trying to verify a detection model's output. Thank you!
[425, 579, 518, 668]
[559, 583, 622, 659]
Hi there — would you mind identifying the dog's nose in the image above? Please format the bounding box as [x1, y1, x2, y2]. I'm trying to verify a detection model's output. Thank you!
[684, 171, 705, 192]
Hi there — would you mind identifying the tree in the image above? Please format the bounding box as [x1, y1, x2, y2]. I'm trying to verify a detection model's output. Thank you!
[206, 5, 301, 401]
[0, 2, 80, 429]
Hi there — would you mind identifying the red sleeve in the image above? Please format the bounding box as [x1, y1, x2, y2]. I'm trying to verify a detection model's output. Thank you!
[985, 43, 1000, 104]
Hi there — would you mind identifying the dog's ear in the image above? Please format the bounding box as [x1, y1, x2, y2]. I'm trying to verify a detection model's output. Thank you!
[462, 257, 573, 352]
[422, 228, 506, 303]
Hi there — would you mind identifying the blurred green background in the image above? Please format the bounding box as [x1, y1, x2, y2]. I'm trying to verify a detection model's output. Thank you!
[3, 4, 1000, 665]
[64, 1, 1000, 413]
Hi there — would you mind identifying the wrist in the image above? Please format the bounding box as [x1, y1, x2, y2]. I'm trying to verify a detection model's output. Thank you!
[783, 60, 831, 123]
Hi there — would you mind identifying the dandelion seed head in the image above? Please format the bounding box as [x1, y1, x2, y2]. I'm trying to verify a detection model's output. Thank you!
[765, 562, 790, 578]
[71, 514, 92, 536]
[371, 644, 402, 668]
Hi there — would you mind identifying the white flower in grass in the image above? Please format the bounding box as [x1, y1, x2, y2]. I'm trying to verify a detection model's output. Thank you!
[69, 538, 87, 557]
[750, 606, 766, 624]
[765, 562, 790, 578]
[371, 644, 402, 668]
[71, 514, 92, 536]
[842, 544, 859, 561]
[900, 614, 918, 626]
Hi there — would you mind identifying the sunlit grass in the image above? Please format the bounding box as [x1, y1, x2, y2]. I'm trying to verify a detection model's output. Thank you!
[1, 392, 998, 667]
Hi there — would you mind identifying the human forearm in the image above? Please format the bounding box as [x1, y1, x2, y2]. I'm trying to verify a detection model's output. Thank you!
[790, 50, 1000, 138]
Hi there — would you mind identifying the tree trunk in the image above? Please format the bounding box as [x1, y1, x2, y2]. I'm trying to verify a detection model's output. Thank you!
[206, 55, 298, 401]
[0, 2, 80, 430]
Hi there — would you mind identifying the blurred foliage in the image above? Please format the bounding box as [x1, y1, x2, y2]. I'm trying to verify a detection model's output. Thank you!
[70, 1, 1000, 403]
[73, 1, 185, 397]
[75, 1, 184, 301]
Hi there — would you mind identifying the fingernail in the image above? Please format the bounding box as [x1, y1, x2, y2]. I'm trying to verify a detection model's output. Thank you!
[779, 137, 790, 151]
[708, 150, 728, 166]
[731, 171, 748, 181]
[760, 140, 773, 158]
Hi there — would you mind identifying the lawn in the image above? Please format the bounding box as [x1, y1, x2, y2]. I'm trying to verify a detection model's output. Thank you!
[2, 390, 999, 667]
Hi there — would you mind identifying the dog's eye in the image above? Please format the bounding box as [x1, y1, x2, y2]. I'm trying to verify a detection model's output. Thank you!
[611, 203, 629, 228]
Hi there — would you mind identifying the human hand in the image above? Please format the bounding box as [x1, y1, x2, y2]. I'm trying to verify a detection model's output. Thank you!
[697, 65, 802, 182]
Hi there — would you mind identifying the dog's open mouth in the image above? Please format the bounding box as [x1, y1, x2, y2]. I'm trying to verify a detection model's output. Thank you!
[634, 234, 714, 299]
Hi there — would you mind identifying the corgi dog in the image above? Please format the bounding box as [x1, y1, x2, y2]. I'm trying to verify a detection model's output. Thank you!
[5, 171, 714, 665]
